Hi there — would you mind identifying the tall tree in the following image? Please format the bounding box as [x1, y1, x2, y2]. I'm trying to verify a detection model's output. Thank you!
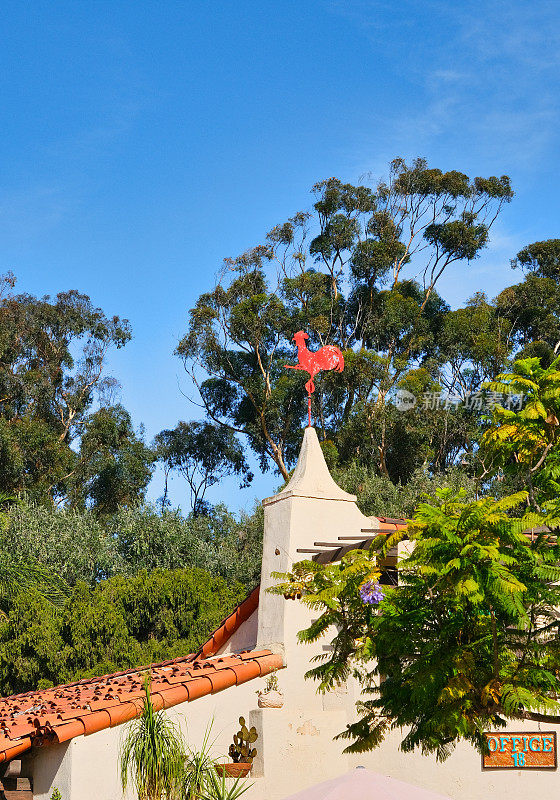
[0, 274, 132, 503]
[154, 421, 252, 515]
[178, 159, 512, 479]
[70, 405, 155, 514]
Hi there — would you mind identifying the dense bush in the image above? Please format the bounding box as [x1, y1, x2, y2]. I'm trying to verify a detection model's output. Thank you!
[332, 462, 479, 519]
[2, 502, 117, 585]
[1, 501, 263, 589]
[0, 567, 245, 695]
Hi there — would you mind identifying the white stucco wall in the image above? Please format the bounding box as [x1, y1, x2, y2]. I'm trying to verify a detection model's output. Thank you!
[217, 609, 258, 655]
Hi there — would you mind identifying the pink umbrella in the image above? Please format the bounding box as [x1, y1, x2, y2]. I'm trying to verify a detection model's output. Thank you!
[282, 767, 453, 800]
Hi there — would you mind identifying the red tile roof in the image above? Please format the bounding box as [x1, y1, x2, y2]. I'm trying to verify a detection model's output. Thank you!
[0, 585, 280, 764]
[196, 585, 260, 659]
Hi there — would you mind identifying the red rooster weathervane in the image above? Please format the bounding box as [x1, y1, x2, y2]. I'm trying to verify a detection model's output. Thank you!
[285, 331, 345, 427]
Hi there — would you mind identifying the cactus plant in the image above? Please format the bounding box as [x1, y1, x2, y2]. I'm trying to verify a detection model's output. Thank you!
[228, 716, 258, 764]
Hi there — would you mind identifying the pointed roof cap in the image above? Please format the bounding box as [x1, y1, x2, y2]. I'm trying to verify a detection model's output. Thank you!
[263, 427, 356, 505]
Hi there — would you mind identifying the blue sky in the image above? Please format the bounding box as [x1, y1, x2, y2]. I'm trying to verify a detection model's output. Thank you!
[2, 1, 560, 512]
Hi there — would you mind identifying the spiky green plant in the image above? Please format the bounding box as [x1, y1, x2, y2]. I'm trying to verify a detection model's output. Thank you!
[0, 561, 68, 609]
[120, 673, 186, 800]
[183, 721, 217, 800]
[200, 770, 252, 800]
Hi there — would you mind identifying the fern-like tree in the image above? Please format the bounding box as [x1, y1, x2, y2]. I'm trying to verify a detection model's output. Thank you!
[120, 674, 186, 800]
[273, 489, 560, 760]
[273, 358, 560, 760]
[481, 355, 560, 509]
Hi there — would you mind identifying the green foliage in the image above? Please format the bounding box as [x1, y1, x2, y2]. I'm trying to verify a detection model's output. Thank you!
[153, 422, 252, 516]
[260, 674, 279, 693]
[0, 568, 245, 695]
[228, 717, 257, 764]
[71, 405, 155, 514]
[0, 275, 135, 505]
[50, 789, 62, 800]
[182, 721, 254, 800]
[0, 491, 70, 614]
[273, 488, 560, 759]
[120, 674, 186, 800]
[481, 356, 560, 508]
[512, 239, 560, 279]
[178, 159, 512, 480]
[0, 501, 263, 589]
[332, 462, 478, 518]
[495, 276, 560, 362]
[1, 499, 118, 585]
[200, 771, 253, 800]
[183, 722, 218, 800]
[106, 503, 263, 589]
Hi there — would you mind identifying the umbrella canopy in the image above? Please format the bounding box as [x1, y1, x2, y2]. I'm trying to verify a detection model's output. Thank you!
[282, 767, 453, 800]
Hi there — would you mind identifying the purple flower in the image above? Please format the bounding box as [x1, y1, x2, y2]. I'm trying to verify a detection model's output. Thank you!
[359, 580, 384, 606]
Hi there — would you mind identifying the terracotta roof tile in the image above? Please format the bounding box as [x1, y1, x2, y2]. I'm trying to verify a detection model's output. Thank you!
[0, 651, 282, 761]
[81, 709, 112, 736]
[0, 583, 283, 764]
[52, 720, 86, 744]
[157, 685, 189, 708]
[230, 661, 260, 684]
[196, 586, 260, 659]
[183, 676, 213, 702]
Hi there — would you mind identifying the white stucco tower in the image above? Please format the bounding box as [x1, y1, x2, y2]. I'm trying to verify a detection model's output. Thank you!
[248, 427, 375, 791]
[257, 426, 373, 691]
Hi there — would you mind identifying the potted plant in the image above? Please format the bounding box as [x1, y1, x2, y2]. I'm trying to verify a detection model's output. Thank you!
[184, 721, 218, 800]
[215, 717, 257, 778]
[256, 674, 284, 708]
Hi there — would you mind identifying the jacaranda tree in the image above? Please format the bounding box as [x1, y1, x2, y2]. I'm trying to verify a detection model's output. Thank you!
[273, 356, 560, 759]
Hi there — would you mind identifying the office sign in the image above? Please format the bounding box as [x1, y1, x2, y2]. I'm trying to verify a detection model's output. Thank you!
[482, 732, 557, 769]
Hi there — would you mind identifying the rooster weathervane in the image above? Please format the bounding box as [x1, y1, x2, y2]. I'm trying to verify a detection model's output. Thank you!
[284, 331, 344, 427]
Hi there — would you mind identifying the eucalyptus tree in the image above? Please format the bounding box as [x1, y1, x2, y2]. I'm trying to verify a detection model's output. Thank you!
[0, 273, 132, 503]
[496, 240, 560, 363]
[178, 158, 513, 478]
[153, 421, 252, 516]
[70, 405, 155, 514]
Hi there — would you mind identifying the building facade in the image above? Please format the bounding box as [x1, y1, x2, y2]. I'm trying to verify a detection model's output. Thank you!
[0, 427, 559, 800]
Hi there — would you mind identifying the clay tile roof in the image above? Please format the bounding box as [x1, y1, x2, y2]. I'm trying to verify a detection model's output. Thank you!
[196, 586, 260, 659]
[0, 585, 281, 764]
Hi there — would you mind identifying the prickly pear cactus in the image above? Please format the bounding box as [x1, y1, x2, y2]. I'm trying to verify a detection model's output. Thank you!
[228, 715, 258, 763]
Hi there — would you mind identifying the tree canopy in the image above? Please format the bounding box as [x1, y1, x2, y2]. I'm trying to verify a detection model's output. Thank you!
[153, 421, 252, 515]
[0, 567, 245, 695]
[0, 274, 154, 510]
[178, 158, 514, 482]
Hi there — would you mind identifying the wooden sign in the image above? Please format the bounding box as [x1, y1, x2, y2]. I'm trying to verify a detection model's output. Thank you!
[482, 732, 557, 769]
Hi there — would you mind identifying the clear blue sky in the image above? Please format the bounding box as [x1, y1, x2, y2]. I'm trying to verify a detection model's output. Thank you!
[2, 1, 559, 511]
